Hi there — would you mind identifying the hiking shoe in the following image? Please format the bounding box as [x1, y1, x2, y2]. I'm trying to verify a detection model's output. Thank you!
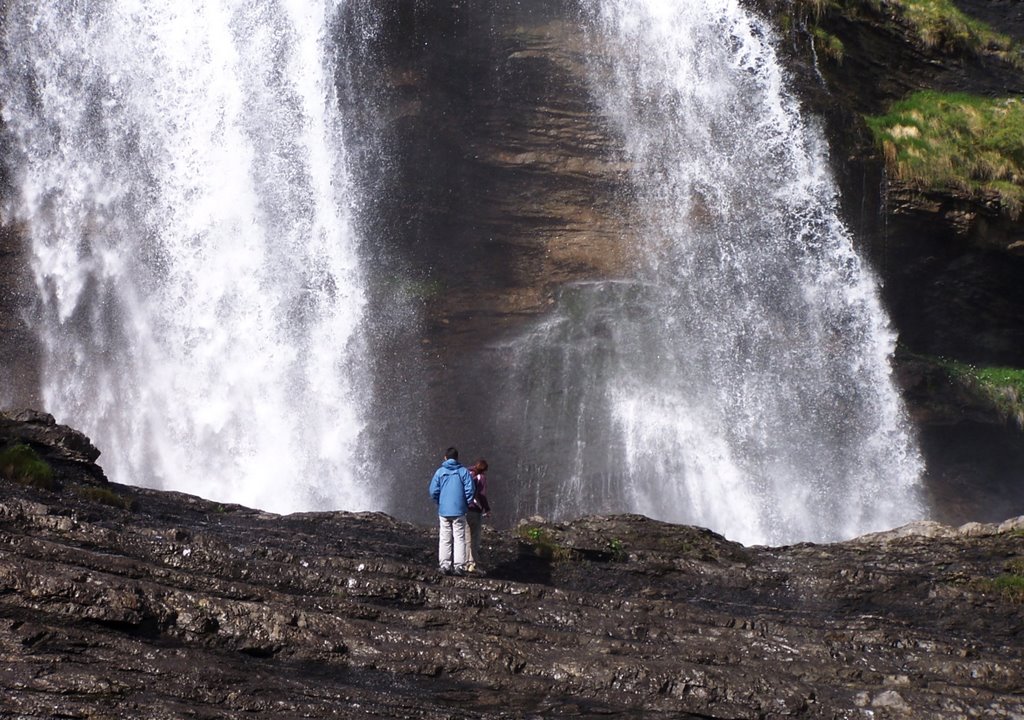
[439, 564, 453, 576]
[452, 566, 466, 577]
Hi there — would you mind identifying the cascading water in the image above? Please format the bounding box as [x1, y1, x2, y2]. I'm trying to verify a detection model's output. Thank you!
[0, 1, 375, 513]
[502, 0, 924, 545]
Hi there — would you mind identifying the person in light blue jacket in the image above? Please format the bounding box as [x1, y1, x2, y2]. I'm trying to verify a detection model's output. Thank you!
[428, 446, 476, 575]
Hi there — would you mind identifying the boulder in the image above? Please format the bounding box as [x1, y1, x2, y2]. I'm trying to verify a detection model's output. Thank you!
[0, 408, 106, 485]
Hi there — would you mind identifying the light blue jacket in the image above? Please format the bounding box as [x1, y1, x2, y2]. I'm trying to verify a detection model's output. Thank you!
[429, 459, 475, 517]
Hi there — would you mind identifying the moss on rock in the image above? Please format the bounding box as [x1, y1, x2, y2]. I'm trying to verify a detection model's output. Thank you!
[75, 485, 135, 511]
[0, 443, 56, 490]
[936, 359, 1024, 424]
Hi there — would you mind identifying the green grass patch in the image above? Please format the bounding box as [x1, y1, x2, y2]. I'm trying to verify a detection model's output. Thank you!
[866, 91, 1024, 218]
[970, 558, 1024, 601]
[895, 0, 1019, 62]
[75, 485, 135, 511]
[606, 537, 626, 561]
[516, 525, 574, 561]
[973, 367, 1024, 400]
[972, 575, 1024, 601]
[796, 0, 1019, 64]
[0, 443, 56, 490]
[991, 574, 1024, 592]
[939, 359, 1024, 424]
[518, 525, 551, 544]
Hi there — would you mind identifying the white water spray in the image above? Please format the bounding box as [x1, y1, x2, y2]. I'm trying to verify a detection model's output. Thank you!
[0, 1, 374, 513]
[503, 0, 924, 545]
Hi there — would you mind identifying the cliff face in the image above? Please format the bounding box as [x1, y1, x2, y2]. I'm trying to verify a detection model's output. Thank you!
[777, 0, 1024, 366]
[1, 413, 1023, 718]
[341, 1, 631, 317]
[332, 1, 641, 520]
[338, 0, 1024, 524]
[764, 0, 1024, 525]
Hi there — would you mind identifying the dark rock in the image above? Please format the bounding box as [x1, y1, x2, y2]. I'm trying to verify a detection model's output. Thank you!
[326, 0, 643, 521]
[0, 220, 39, 409]
[0, 408, 105, 484]
[0, 414, 1022, 718]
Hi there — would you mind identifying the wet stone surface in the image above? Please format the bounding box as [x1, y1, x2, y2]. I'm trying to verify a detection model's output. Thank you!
[1, 412, 1023, 718]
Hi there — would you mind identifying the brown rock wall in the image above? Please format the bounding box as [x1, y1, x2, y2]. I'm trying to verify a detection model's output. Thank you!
[344, 1, 633, 333]
[336, 1, 638, 512]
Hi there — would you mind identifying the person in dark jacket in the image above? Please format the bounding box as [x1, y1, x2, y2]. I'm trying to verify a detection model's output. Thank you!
[464, 458, 491, 574]
[428, 446, 475, 575]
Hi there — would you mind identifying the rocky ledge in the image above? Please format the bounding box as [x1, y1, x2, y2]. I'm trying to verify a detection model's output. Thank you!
[1, 412, 1023, 719]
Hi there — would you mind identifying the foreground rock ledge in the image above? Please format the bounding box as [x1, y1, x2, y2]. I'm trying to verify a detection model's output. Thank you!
[1, 422, 1022, 718]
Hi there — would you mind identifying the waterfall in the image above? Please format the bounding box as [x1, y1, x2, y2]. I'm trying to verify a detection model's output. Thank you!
[0, 1, 374, 513]
[502, 0, 924, 545]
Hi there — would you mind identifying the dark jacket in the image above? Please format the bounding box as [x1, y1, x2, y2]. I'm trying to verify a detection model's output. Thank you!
[467, 471, 490, 514]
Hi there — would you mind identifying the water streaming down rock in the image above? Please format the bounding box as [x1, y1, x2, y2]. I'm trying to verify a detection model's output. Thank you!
[502, 0, 925, 545]
[0, 1, 375, 513]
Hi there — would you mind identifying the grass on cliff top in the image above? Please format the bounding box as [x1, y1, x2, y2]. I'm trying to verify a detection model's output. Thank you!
[799, 0, 1020, 65]
[895, 0, 1020, 63]
[866, 91, 1024, 218]
[934, 356, 1024, 425]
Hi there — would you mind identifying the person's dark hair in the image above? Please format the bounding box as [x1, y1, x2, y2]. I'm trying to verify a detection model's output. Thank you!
[473, 458, 488, 473]
[445, 446, 459, 460]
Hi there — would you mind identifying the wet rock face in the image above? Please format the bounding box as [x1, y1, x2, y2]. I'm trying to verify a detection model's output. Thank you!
[0, 222, 38, 408]
[2, 416, 1023, 718]
[339, 0, 1024, 525]
[881, 182, 1024, 367]
[335, 0, 637, 518]
[340, 0, 631, 331]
